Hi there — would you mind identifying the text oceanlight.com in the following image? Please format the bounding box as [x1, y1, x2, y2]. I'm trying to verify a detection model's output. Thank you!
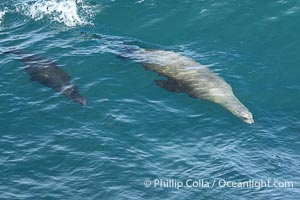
[144, 179, 295, 189]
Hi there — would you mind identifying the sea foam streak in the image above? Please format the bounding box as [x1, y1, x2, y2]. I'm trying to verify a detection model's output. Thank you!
[0, 9, 7, 25]
[17, 0, 97, 27]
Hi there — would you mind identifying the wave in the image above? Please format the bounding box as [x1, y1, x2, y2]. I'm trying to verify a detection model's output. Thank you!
[0, 8, 8, 25]
[13, 0, 99, 27]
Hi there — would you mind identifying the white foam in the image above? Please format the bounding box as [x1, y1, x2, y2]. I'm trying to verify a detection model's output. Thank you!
[17, 0, 98, 27]
[0, 8, 8, 25]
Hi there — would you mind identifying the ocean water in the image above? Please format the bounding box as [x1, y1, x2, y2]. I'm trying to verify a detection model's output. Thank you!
[0, 0, 300, 199]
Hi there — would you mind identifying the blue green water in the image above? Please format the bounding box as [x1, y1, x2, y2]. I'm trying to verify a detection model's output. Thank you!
[1, 0, 300, 199]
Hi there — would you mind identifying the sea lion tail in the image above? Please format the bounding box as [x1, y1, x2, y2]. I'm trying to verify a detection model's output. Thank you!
[79, 31, 158, 49]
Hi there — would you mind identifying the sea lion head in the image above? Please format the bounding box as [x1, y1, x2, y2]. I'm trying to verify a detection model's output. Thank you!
[229, 106, 254, 124]
[220, 96, 254, 124]
[239, 110, 254, 124]
[63, 85, 87, 106]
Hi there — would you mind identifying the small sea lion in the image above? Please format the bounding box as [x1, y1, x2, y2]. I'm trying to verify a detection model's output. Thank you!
[5, 50, 86, 106]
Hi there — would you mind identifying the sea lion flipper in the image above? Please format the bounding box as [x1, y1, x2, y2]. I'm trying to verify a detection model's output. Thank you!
[154, 79, 183, 93]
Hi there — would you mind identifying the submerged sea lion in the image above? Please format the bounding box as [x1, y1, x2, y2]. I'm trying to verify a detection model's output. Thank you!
[136, 49, 254, 124]
[5, 50, 86, 106]
[113, 45, 254, 124]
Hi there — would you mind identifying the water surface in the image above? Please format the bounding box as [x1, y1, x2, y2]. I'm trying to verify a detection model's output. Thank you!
[0, 0, 299, 199]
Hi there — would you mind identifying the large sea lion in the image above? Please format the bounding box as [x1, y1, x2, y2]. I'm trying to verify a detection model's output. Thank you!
[132, 49, 254, 124]
[107, 40, 254, 124]
[5, 50, 86, 106]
